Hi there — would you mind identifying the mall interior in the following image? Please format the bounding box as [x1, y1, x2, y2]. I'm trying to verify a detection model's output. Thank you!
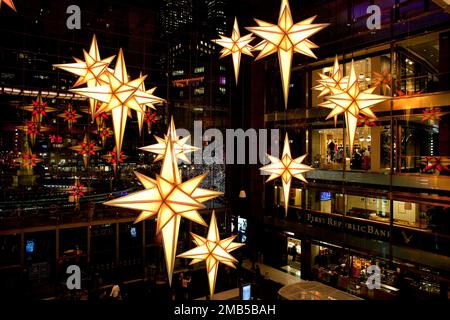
[0, 0, 449, 301]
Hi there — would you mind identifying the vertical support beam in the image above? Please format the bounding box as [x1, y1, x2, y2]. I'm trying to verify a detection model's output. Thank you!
[20, 232, 25, 270]
[142, 221, 146, 279]
[55, 227, 60, 262]
[115, 223, 120, 265]
[87, 226, 91, 264]
[300, 239, 312, 280]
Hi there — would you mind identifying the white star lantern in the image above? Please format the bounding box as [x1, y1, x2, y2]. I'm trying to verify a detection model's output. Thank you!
[178, 210, 244, 297]
[212, 17, 254, 85]
[140, 116, 198, 163]
[260, 133, 313, 216]
[319, 60, 389, 155]
[247, 0, 328, 109]
[104, 131, 222, 285]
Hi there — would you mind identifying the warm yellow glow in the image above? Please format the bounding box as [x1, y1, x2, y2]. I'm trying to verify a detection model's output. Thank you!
[71, 49, 165, 154]
[21, 95, 57, 128]
[246, 0, 328, 109]
[70, 134, 102, 168]
[102, 146, 127, 173]
[57, 104, 82, 130]
[313, 55, 348, 126]
[136, 72, 165, 136]
[16, 122, 49, 146]
[319, 60, 390, 155]
[104, 134, 222, 286]
[140, 116, 198, 163]
[177, 211, 244, 297]
[260, 133, 313, 216]
[212, 17, 254, 84]
[54, 35, 114, 120]
[0, 0, 16, 11]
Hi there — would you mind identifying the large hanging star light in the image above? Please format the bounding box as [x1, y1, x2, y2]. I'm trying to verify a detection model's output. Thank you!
[140, 116, 198, 163]
[320, 60, 389, 155]
[136, 72, 165, 136]
[260, 133, 313, 216]
[313, 56, 348, 126]
[70, 134, 102, 168]
[0, 0, 16, 12]
[71, 49, 163, 154]
[58, 104, 82, 130]
[246, 0, 328, 109]
[54, 35, 115, 119]
[178, 210, 244, 297]
[212, 17, 254, 85]
[103, 135, 222, 285]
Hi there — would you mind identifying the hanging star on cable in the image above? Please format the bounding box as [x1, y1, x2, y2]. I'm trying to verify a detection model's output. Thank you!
[144, 110, 157, 134]
[58, 104, 82, 131]
[21, 95, 57, 128]
[102, 147, 127, 174]
[140, 116, 198, 163]
[260, 133, 313, 216]
[421, 107, 442, 126]
[54, 35, 115, 120]
[97, 124, 113, 147]
[212, 17, 254, 85]
[104, 134, 222, 285]
[66, 178, 90, 211]
[136, 72, 165, 136]
[70, 134, 102, 168]
[15, 146, 41, 173]
[178, 210, 244, 298]
[16, 121, 50, 146]
[246, 0, 328, 109]
[313, 56, 348, 126]
[319, 60, 389, 155]
[0, 0, 16, 12]
[71, 49, 165, 154]
[372, 69, 392, 95]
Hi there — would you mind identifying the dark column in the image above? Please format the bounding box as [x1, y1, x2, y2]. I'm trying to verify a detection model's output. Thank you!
[439, 31, 450, 92]
[300, 239, 313, 280]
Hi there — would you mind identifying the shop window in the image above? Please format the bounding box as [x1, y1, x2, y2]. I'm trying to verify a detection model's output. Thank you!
[306, 189, 341, 215]
[393, 201, 449, 233]
[287, 237, 301, 271]
[345, 194, 390, 222]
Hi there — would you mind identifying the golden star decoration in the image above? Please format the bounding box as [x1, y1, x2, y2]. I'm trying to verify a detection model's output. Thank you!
[313, 55, 348, 126]
[178, 210, 244, 297]
[58, 104, 82, 130]
[260, 133, 313, 216]
[212, 17, 254, 85]
[54, 35, 115, 120]
[246, 0, 328, 109]
[372, 69, 392, 95]
[136, 72, 165, 136]
[15, 147, 42, 173]
[140, 116, 198, 163]
[16, 121, 50, 146]
[70, 134, 102, 168]
[102, 146, 128, 173]
[0, 0, 16, 12]
[21, 95, 57, 128]
[97, 124, 113, 147]
[104, 134, 222, 285]
[320, 60, 389, 155]
[71, 49, 163, 155]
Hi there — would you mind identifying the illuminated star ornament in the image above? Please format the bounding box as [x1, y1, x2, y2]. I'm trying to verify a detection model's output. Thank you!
[421, 107, 442, 126]
[58, 104, 82, 130]
[313, 55, 348, 126]
[0, 0, 16, 12]
[54, 35, 114, 120]
[102, 147, 128, 173]
[246, 0, 328, 108]
[66, 178, 90, 211]
[422, 156, 450, 175]
[104, 133, 222, 285]
[140, 116, 198, 163]
[178, 211, 244, 297]
[22, 95, 57, 127]
[70, 134, 102, 168]
[136, 72, 165, 136]
[260, 133, 313, 216]
[16, 121, 50, 146]
[372, 69, 392, 95]
[144, 110, 157, 134]
[212, 17, 254, 84]
[71, 49, 164, 154]
[97, 124, 113, 147]
[320, 60, 389, 155]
